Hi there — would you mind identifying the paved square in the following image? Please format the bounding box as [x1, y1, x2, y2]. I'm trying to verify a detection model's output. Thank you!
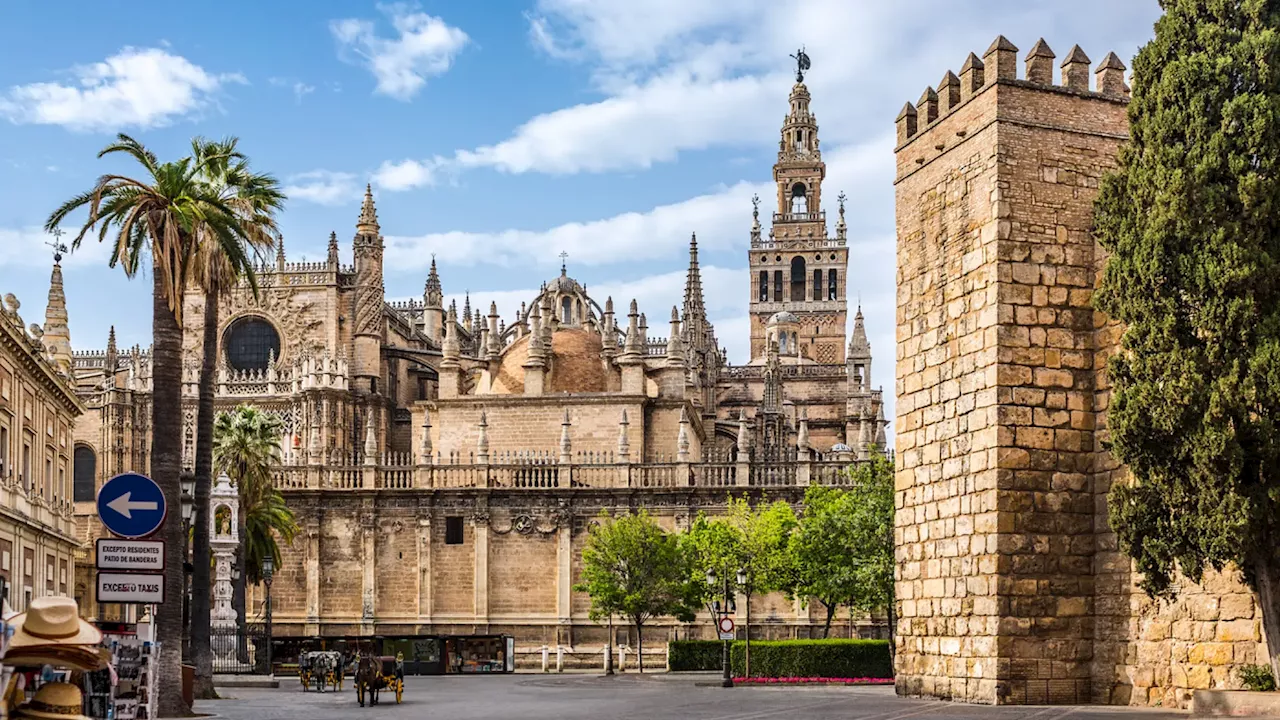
[200, 675, 1194, 720]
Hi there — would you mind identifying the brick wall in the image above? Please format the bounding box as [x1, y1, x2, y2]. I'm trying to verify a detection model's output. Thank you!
[489, 527, 557, 616]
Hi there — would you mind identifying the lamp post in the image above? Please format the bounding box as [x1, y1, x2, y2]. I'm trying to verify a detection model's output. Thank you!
[707, 567, 745, 688]
[263, 555, 274, 677]
[179, 473, 195, 661]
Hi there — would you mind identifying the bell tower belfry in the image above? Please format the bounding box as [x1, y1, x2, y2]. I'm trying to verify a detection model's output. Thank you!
[748, 50, 849, 363]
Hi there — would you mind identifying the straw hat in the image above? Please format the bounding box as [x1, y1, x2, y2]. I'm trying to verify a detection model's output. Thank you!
[12, 682, 89, 720]
[8, 597, 101, 650]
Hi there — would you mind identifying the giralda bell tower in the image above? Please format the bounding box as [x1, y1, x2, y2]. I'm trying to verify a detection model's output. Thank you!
[748, 49, 849, 363]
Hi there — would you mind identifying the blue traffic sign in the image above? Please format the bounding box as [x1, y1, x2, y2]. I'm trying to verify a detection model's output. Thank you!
[97, 473, 167, 539]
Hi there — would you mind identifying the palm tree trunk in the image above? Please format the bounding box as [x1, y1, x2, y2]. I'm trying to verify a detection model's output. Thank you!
[234, 507, 248, 665]
[152, 267, 193, 717]
[190, 293, 218, 698]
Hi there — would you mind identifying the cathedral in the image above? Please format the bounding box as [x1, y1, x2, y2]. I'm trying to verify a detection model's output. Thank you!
[67, 76, 888, 659]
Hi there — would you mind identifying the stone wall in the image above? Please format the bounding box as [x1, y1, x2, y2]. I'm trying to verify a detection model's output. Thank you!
[894, 36, 1267, 709]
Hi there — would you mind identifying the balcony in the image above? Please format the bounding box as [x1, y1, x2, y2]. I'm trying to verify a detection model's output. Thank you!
[773, 211, 826, 224]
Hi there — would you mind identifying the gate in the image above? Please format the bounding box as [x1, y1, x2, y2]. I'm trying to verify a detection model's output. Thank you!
[210, 624, 270, 674]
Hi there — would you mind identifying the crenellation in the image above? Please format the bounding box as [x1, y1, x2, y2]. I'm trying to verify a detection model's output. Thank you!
[1024, 38, 1056, 85]
[1060, 45, 1092, 91]
[917, 86, 939, 125]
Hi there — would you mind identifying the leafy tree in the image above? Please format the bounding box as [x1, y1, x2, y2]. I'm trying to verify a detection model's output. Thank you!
[47, 134, 266, 716]
[843, 454, 896, 653]
[574, 511, 697, 672]
[214, 404, 299, 660]
[681, 512, 745, 627]
[188, 137, 284, 698]
[725, 497, 796, 677]
[789, 486, 861, 637]
[1093, 0, 1280, 680]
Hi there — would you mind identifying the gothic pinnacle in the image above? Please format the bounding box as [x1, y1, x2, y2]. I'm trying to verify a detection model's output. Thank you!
[357, 183, 379, 234]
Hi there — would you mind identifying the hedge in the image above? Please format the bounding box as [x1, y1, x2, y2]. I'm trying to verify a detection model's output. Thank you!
[730, 639, 891, 679]
[668, 640, 724, 671]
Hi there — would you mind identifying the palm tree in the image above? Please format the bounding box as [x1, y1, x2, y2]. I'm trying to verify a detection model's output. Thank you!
[187, 137, 284, 698]
[46, 134, 263, 717]
[213, 405, 299, 660]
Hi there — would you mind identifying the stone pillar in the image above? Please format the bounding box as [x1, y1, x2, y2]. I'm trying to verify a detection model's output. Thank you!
[473, 506, 490, 627]
[305, 518, 320, 636]
[617, 410, 631, 487]
[416, 409, 433, 488]
[555, 504, 572, 630]
[796, 410, 811, 486]
[360, 510, 376, 635]
[736, 411, 751, 486]
[418, 517, 432, 622]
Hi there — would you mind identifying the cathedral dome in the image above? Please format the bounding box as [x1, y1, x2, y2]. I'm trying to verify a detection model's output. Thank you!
[767, 311, 799, 326]
[490, 328, 609, 395]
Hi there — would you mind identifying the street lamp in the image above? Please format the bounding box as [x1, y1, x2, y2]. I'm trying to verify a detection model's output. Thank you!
[263, 555, 274, 677]
[707, 568, 741, 689]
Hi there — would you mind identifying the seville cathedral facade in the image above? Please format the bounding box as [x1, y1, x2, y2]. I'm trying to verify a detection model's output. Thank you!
[65, 79, 889, 650]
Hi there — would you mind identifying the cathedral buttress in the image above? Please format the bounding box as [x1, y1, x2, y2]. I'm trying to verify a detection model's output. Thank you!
[352, 184, 385, 396]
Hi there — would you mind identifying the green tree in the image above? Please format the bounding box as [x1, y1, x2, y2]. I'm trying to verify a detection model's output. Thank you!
[681, 512, 745, 628]
[188, 137, 284, 698]
[574, 511, 697, 672]
[843, 454, 896, 653]
[47, 134, 264, 716]
[726, 497, 796, 677]
[213, 404, 299, 656]
[789, 486, 861, 637]
[1092, 0, 1280, 681]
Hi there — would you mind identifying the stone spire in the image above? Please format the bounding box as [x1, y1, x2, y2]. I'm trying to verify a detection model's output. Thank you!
[623, 300, 642, 356]
[462, 292, 472, 332]
[363, 409, 377, 463]
[848, 305, 870, 358]
[419, 408, 433, 465]
[275, 236, 286, 270]
[476, 411, 489, 462]
[327, 231, 339, 266]
[666, 307, 684, 367]
[105, 326, 118, 381]
[617, 409, 630, 461]
[424, 257, 443, 307]
[357, 184, 379, 235]
[677, 406, 691, 462]
[42, 245, 72, 373]
[559, 409, 572, 464]
[736, 410, 751, 455]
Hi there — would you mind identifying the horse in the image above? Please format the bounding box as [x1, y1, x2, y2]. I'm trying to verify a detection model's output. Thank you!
[311, 652, 335, 694]
[354, 654, 380, 706]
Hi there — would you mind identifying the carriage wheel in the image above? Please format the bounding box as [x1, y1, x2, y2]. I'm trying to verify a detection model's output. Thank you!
[395, 679, 403, 704]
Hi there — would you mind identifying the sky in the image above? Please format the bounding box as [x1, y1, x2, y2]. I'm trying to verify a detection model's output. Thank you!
[0, 0, 1165, 437]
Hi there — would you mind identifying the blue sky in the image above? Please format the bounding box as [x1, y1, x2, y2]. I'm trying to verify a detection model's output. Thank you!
[0, 1, 1165, 431]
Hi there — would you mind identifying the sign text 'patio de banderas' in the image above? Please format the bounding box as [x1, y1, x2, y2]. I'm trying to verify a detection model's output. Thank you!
[94, 473, 168, 604]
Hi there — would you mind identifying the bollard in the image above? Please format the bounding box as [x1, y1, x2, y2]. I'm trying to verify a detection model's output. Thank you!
[541, 645, 548, 673]
[602, 645, 609, 671]
[556, 645, 564, 673]
[618, 645, 625, 672]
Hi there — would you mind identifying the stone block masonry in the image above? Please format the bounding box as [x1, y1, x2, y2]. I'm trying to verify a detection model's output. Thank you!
[894, 35, 1264, 708]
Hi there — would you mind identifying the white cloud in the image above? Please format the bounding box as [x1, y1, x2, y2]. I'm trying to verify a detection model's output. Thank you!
[0, 227, 111, 269]
[0, 47, 243, 132]
[331, 5, 469, 101]
[373, 158, 442, 191]
[283, 170, 360, 206]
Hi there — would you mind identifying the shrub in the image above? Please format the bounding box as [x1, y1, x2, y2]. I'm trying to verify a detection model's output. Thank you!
[730, 639, 891, 679]
[668, 640, 725, 671]
[1239, 664, 1276, 692]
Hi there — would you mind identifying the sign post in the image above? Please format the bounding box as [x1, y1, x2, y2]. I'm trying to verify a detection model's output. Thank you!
[96, 473, 168, 607]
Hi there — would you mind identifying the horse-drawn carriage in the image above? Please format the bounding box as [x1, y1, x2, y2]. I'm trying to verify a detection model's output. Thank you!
[299, 650, 343, 692]
[354, 654, 404, 706]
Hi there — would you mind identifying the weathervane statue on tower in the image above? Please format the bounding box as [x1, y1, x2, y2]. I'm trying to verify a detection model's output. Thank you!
[790, 46, 811, 82]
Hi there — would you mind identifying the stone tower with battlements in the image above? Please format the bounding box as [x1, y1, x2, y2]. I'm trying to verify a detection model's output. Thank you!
[894, 35, 1129, 705]
[895, 33, 1270, 710]
[749, 69, 849, 364]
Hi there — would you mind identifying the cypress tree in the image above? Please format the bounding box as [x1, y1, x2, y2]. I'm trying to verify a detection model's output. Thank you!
[1094, 0, 1280, 678]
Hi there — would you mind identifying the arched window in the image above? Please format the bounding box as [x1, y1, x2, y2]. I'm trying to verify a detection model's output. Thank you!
[813, 269, 823, 301]
[73, 445, 95, 502]
[759, 271, 768, 302]
[792, 332, 798, 353]
[790, 183, 807, 214]
[773, 271, 783, 302]
[561, 296, 572, 324]
[223, 316, 281, 372]
[779, 332, 788, 354]
[828, 269, 838, 300]
[790, 257, 806, 302]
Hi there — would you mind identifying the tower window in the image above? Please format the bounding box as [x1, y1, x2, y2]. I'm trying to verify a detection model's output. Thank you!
[773, 271, 783, 301]
[790, 183, 807, 214]
[562, 296, 572, 324]
[828, 269, 838, 300]
[223, 316, 281, 372]
[790, 257, 806, 302]
[813, 269, 823, 301]
[759, 271, 768, 302]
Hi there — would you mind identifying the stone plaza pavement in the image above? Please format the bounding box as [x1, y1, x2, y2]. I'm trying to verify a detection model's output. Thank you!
[199, 674, 1203, 719]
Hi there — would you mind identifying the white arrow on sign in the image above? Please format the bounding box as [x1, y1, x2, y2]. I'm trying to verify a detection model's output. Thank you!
[106, 492, 158, 519]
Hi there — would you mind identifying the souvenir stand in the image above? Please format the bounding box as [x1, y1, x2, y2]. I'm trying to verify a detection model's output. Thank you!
[0, 593, 158, 720]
